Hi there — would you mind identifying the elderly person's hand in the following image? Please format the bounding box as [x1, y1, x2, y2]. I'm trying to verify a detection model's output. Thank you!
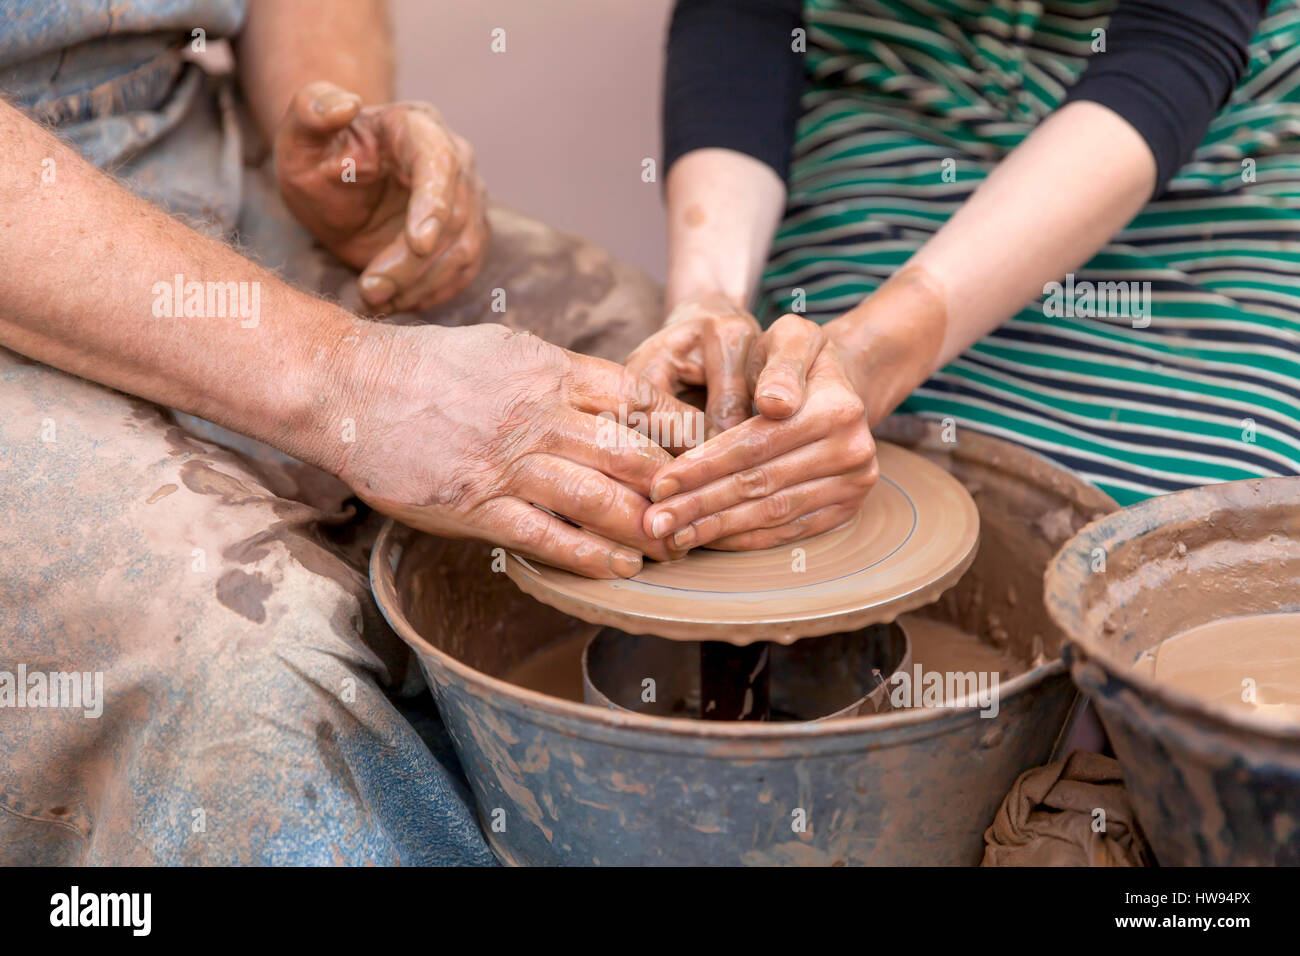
[331, 323, 707, 578]
[639, 313, 878, 551]
[274, 81, 488, 312]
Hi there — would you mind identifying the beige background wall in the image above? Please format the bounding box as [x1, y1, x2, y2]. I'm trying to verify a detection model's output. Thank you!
[393, 0, 674, 280]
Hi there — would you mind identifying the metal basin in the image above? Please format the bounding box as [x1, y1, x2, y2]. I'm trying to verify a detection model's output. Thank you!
[371, 416, 1116, 865]
[1045, 477, 1300, 865]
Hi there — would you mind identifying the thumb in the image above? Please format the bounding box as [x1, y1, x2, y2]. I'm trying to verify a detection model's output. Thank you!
[752, 314, 825, 419]
[281, 81, 363, 149]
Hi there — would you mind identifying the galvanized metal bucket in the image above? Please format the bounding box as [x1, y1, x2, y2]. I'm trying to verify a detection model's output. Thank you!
[371, 417, 1117, 865]
[1045, 477, 1300, 865]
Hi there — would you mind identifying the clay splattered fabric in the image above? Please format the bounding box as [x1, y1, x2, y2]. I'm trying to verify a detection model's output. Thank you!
[0, 0, 663, 861]
[0, 191, 662, 865]
[758, 0, 1300, 505]
[0, 0, 248, 226]
[0, 344, 493, 865]
[983, 750, 1150, 866]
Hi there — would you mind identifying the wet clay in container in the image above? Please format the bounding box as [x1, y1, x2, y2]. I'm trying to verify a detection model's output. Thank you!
[503, 632, 591, 701]
[1132, 611, 1300, 724]
[1044, 476, 1300, 865]
[902, 613, 1025, 703]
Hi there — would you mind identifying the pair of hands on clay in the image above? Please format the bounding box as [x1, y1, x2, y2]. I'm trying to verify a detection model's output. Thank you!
[625, 295, 878, 552]
[331, 304, 875, 580]
[271, 82, 873, 575]
[272, 88, 1151, 575]
[273, 83, 705, 578]
[332, 323, 709, 578]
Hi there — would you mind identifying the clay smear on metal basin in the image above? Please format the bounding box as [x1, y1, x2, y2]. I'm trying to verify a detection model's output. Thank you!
[371, 419, 1113, 865]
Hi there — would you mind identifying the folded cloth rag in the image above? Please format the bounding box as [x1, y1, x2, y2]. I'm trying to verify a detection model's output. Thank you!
[982, 750, 1150, 867]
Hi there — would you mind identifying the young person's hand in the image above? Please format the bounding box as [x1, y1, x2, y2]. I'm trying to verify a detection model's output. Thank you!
[642, 315, 877, 551]
[624, 293, 761, 432]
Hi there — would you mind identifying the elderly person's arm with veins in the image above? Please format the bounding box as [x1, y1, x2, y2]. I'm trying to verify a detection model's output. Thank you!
[636, 0, 1256, 552]
[0, 21, 701, 579]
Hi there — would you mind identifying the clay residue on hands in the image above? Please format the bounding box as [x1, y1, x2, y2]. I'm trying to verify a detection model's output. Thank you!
[1133, 612, 1300, 723]
[506, 442, 979, 644]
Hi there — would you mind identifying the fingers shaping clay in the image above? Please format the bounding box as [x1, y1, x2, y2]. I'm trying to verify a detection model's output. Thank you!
[505, 442, 980, 644]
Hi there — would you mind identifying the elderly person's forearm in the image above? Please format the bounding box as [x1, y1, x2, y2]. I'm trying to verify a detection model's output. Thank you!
[0, 100, 359, 472]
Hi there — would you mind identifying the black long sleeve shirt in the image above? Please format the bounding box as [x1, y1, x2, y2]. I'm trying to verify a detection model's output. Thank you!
[663, 0, 1266, 193]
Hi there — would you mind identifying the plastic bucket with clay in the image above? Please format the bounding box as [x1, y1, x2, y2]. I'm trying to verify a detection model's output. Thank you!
[1044, 477, 1300, 865]
[371, 416, 1117, 865]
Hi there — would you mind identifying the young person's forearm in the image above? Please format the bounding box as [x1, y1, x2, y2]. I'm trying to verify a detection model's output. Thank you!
[828, 100, 1158, 422]
[237, 0, 395, 141]
[0, 101, 363, 473]
[664, 148, 787, 313]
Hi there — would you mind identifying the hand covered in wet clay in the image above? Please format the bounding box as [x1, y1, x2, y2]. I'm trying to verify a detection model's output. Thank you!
[624, 293, 761, 432]
[274, 81, 488, 313]
[328, 323, 712, 578]
[641, 314, 878, 551]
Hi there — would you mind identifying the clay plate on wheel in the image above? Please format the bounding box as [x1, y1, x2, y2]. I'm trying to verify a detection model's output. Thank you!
[505, 441, 979, 645]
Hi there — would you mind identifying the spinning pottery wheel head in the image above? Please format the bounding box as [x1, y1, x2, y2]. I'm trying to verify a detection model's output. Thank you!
[506, 442, 980, 645]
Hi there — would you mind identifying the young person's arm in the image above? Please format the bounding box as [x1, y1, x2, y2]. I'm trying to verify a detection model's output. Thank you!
[641, 0, 1262, 551]
[644, 102, 1155, 550]
[626, 0, 802, 432]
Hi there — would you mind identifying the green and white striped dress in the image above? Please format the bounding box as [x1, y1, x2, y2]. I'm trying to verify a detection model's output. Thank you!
[757, 0, 1300, 505]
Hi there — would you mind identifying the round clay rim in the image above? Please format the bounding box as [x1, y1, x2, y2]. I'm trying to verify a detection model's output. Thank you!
[500, 441, 981, 643]
[371, 517, 1062, 743]
[1044, 476, 1300, 743]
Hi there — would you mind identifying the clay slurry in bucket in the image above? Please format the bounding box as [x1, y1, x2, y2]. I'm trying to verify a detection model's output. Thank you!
[1133, 612, 1300, 723]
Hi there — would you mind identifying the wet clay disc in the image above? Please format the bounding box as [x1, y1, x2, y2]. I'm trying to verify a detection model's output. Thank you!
[505, 441, 979, 645]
